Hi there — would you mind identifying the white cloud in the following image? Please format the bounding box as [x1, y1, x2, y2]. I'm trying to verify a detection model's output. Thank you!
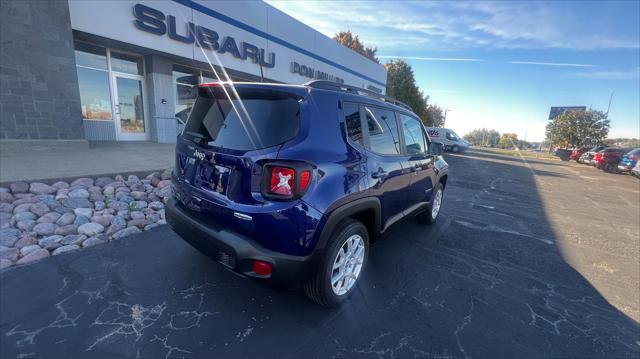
[509, 61, 595, 68]
[378, 56, 484, 62]
[265, 0, 640, 51]
[574, 67, 640, 80]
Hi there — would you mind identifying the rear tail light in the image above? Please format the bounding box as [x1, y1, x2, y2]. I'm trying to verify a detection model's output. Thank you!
[262, 162, 313, 200]
[269, 167, 295, 196]
[253, 260, 272, 276]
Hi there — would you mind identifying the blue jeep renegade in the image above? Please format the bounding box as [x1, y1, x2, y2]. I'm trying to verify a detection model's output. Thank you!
[166, 81, 449, 306]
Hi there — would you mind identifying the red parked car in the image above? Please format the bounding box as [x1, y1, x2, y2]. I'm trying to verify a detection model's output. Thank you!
[594, 147, 633, 172]
[570, 147, 591, 161]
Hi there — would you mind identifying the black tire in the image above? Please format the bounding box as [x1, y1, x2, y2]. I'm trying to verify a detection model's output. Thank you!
[417, 183, 444, 225]
[304, 219, 369, 307]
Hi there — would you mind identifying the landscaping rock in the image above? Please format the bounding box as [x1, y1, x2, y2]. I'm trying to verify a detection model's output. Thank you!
[148, 201, 165, 210]
[33, 222, 56, 236]
[56, 212, 76, 226]
[103, 186, 115, 196]
[0, 258, 12, 269]
[95, 177, 115, 187]
[74, 208, 93, 218]
[82, 236, 106, 247]
[29, 182, 55, 195]
[111, 215, 127, 227]
[53, 244, 80, 256]
[0, 192, 15, 203]
[71, 177, 94, 187]
[37, 212, 61, 224]
[157, 180, 172, 189]
[109, 201, 129, 211]
[29, 202, 50, 217]
[90, 215, 112, 227]
[94, 201, 106, 211]
[131, 191, 147, 200]
[130, 211, 145, 220]
[51, 181, 70, 190]
[161, 168, 172, 180]
[10, 181, 29, 194]
[146, 213, 160, 223]
[157, 186, 172, 199]
[0, 246, 19, 261]
[13, 203, 33, 214]
[14, 233, 38, 248]
[78, 222, 104, 236]
[62, 197, 93, 209]
[0, 203, 14, 214]
[16, 219, 36, 231]
[20, 245, 41, 256]
[73, 215, 89, 227]
[17, 248, 49, 264]
[127, 219, 148, 229]
[105, 224, 125, 237]
[60, 234, 86, 246]
[68, 188, 90, 199]
[0, 212, 13, 229]
[13, 211, 36, 222]
[112, 226, 141, 240]
[38, 235, 64, 250]
[55, 225, 77, 236]
[129, 201, 148, 210]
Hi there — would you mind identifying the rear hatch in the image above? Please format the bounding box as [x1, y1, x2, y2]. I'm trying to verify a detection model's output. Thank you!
[174, 84, 302, 209]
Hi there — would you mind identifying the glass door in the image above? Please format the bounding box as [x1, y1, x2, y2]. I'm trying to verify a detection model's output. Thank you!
[112, 74, 148, 141]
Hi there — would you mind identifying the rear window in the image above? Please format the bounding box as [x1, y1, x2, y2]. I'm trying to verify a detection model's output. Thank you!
[183, 87, 300, 151]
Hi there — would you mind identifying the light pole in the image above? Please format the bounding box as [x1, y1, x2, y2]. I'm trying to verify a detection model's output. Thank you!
[443, 108, 449, 127]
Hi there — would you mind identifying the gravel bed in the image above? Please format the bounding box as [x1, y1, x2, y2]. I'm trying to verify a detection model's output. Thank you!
[0, 169, 173, 270]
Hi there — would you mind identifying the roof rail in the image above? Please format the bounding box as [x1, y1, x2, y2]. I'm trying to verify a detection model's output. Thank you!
[304, 80, 413, 111]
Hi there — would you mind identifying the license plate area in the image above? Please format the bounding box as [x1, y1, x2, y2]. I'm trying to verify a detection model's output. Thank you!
[195, 162, 231, 195]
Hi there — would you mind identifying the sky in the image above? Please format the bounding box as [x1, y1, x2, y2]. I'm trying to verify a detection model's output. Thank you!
[266, 0, 640, 142]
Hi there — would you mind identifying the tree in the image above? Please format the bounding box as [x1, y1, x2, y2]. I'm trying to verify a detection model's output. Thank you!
[464, 128, 501, 146]
[332, 31, 379, 63]
[545, 109, 610, 148]
[385, 59, 428, 120]
[498, 133, 520, 149]
[424, 100, 446, 127]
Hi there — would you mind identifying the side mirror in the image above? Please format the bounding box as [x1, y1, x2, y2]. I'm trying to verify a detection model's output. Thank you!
[429, 142, 444, 156]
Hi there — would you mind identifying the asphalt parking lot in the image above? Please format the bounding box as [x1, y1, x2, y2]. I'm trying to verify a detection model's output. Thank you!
[1, 150, 639, 358]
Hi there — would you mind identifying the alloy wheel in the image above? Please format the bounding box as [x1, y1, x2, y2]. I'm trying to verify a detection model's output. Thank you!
[331, 234, 365, 295]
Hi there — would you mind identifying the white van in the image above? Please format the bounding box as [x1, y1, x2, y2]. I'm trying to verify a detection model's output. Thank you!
[426, 127, 469, 153]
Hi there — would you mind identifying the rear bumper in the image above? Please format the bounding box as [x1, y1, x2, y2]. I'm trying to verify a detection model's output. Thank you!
[165, 198, 317, 289]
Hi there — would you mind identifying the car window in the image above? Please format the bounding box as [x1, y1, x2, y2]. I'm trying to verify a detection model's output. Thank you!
[343, 102, 363, 146]
[364, 106, 401, 155]
[399, 113, 428, 155]
[184, 87, 299, 151]
[446, 131, 459, 141]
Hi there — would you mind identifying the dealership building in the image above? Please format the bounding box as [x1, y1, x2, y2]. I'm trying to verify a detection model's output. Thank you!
[0, 0, 386, 143]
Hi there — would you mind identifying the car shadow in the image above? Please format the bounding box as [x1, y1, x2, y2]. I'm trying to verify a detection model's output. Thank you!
[458, 149, 569, 167]
[1, 153, 638, 358]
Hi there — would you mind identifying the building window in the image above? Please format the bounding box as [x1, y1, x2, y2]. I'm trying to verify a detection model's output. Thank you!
[173, 64, 257, 123]
[111, 51, 143, 75]
[173, 65, 200, 124]
[74, 42, 112, 121]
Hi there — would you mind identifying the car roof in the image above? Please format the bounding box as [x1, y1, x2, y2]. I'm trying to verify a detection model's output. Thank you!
[198, 81, 416, 115]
